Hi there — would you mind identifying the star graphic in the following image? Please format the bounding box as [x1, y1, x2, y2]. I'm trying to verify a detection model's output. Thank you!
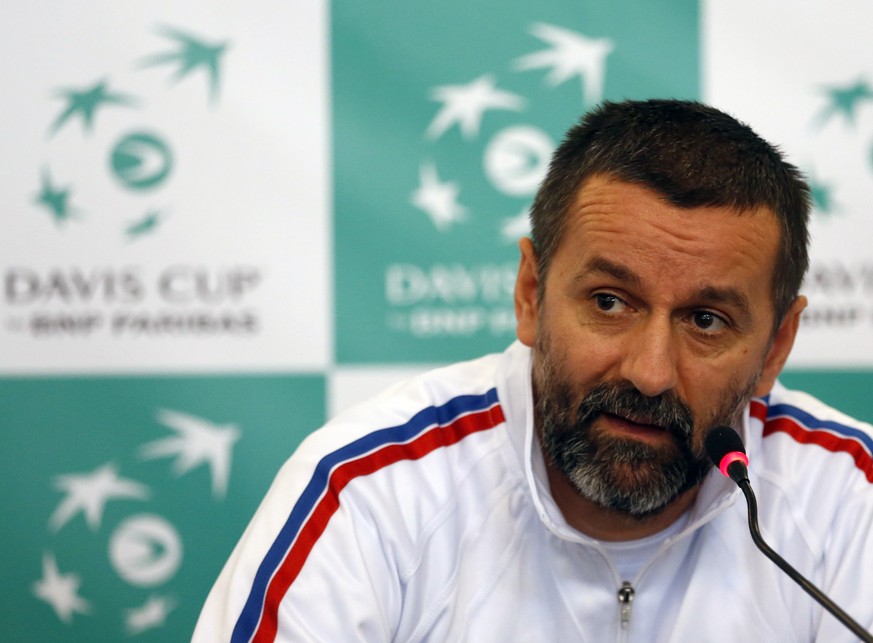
[411, 162, 467, 230]
[32, 553, 91, 623]
[49, 79, 136, 135]
[814, 79, 873, 128]
[500, 207, 531, 243]
[139, 409, 240, 499]
[126, 209, 165, 239]
[514, 23, 614, 106]
[140, 25, 229, 103]
[49, 463, 149, 532]
[34, 170, 78, 223]
[425, 74, 524, 140]
[809, 174, 837, 215]
[125, 595, 176, 635]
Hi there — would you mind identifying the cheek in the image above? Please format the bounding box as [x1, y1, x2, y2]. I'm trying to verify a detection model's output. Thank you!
[538, 321, 613, 398]
[676, 368, 729, 426]
[678, 339, 766, 399]
[558, 328, 618, 384]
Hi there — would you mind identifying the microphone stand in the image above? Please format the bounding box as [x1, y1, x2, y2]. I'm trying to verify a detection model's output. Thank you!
[737, 477, 873, 642]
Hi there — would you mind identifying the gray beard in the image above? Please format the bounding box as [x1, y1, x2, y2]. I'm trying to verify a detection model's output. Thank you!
[534, 338, 757, 518]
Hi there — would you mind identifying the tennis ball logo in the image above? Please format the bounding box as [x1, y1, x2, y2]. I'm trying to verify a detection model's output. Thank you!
[110, 132, 173, 191]
[484, 125, 552, 197]
[108, 514, 182, 587]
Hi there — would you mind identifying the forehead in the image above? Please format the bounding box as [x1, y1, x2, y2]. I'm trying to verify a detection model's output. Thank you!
[553, 176, 781, 304]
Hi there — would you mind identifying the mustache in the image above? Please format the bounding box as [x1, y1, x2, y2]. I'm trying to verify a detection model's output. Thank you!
[576, 382, 695, 440]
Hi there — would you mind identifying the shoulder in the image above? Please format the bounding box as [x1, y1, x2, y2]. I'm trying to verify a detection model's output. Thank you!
[275, 349, 515, 530]
[747, 381, 873, 549]
[256, 349, 521, 591]
[742, 383, 873, 621]
[750, 381, 873, 488]
[302, 350, 509, 467]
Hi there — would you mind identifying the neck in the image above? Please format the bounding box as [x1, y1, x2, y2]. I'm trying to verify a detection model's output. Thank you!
[544, 461, 700, 541]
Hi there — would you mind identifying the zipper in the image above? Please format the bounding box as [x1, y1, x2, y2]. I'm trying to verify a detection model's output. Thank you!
[609, 495, 736, 635]
[617, 581, 635, 630]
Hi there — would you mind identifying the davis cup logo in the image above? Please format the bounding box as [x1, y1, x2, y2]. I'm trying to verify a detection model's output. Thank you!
[33, 25, 227, 240]
[389, 23, 613, 341]
[797, 74, 873, 335]
[6, 21, 269, 352]
[34, 408, 240, 636]
[412, 23, 613, 238]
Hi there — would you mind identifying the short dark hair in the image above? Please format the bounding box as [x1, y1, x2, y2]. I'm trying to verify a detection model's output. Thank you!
[529, 99, 811, 328]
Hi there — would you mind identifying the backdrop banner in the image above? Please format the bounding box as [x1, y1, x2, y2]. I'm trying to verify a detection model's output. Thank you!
[2, 1, 870, 640]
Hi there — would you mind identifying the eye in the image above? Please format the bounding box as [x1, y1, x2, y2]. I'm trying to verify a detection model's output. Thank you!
[593, 293, 627, 313]
[691, 311, 728, 333]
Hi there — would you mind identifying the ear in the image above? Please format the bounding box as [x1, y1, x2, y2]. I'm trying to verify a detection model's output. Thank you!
[754, 295, 807, 397]
[515, 237, 540, 347]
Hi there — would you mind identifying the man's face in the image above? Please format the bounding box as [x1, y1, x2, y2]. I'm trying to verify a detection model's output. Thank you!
[515, 175, 804, 518]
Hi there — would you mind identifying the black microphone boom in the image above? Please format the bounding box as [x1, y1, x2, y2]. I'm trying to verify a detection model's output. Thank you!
[705, 426, 873, 643]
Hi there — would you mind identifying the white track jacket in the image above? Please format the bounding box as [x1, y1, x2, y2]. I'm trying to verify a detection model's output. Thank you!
[194, 341, 873, 642]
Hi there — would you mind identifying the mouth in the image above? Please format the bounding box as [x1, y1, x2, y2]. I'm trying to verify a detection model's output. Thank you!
[599, 412, 674, 444]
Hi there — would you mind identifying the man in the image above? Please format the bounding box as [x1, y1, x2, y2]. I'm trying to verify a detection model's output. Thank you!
[194, 100, 873, 641]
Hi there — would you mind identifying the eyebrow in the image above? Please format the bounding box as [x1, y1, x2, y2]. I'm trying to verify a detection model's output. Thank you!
[579, 256, 753, 319]
[693, 285, 752, 319]
[583, 257, 643, 288]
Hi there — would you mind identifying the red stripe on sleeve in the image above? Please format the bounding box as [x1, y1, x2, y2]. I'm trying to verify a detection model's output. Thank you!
[763, 416, 873, 483]
[749, 399, 767, 424]
[252, 403, 505, 642]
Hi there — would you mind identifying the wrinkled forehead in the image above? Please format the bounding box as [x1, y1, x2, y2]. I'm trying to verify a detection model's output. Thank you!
[559, 176, 782, 303]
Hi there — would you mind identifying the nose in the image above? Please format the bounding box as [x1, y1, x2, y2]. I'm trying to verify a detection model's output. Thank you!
[618, 315, 679, 398]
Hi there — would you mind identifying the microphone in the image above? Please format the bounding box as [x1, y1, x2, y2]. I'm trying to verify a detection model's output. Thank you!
[705, 425, 749, 484]
[705, 426, 873, 642]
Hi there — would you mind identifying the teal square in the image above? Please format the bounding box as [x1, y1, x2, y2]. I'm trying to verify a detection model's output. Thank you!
[0, 374, 325, 642]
